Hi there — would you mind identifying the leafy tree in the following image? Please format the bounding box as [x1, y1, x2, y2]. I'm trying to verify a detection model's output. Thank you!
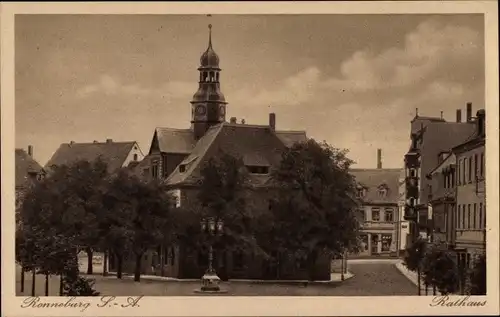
[48, 158, 109, 274]
[196, 153, 264, 255]
[467, 253, 486, 295]
[101, 169, 175, 281]
[420, 242, 459, 295]
[62, 272, 100, 296]
[403, 237, 427, 271]
[269, 139, 360, 280]
[403, 237, 428, 295]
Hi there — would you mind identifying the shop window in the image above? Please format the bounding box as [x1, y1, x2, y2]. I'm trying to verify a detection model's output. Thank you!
[381, 235, 392, 252]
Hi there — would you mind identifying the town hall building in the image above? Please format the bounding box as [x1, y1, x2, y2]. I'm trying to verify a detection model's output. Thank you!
[114, 25, 332, 280]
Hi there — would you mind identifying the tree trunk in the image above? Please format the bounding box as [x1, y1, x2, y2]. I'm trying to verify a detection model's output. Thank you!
[103, 250, 108, 276]
[417, 267, 421, 296]
[31, 270, 36, 296]
[86, 247, 93, 275]
[44, 273, 49, 296]
[20, 266, 25, 293]
[307, 251, 317, 282]
[116, 254, 123, 279]
[134, 253, 143, 282]
[59, 274, 64, 296]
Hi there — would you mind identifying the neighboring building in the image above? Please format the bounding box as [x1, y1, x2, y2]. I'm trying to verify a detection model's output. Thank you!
[428, 152, 457, 246]
[397, 168, 410, 253]
[351, 149, 402, 257]
[452, 109, 486, 294]
[15, 146, 45, 227]
[403, 104, 477, 246]
[115, 25, 332, 281]
[45, 139, 144, 173]
[425, 108, 486, 294]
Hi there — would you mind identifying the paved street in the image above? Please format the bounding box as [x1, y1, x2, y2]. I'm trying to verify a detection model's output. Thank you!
[16, 259, 420, 296]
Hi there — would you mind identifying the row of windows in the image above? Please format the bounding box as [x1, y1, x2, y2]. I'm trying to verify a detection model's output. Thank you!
[456, 203, 486, 230]
[361, 208, 394, 222]
[457, 151, 485, 186]
[356, 188, 388, 198]
[359, 234, 393, 252]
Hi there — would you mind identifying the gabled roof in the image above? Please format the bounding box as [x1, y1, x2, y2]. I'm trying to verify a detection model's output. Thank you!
[275, 130, 307, 147]
[410, 116, 446, 134]
[150, 128, 196, 154]
[45, 141, 138, 173]
[428, 152, 456, 176]
[413, 121, 476, 206]
[165, 123, 288, 186]
[350, 168, 402, 204]
[15, 149, 43, 188]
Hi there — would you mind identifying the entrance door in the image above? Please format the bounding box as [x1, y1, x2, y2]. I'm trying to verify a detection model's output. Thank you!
[371, 235, 379, 255]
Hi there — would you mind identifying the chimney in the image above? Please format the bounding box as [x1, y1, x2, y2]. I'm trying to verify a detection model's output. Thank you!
[477, 109, 485, 136]
[377, 149, 382, 169]
[69, 141, 75, 146]
[27, 145, 33, 157]
[106, 139, 113, 143]
[241, 119, 246, 124]
[93, 140, 98, 143]
[440, 111, 443, 119]
[269, 113, 276, 131]
[466, 102, 472, 122]
[230, 117, 237, 124]
[456, 109, 462, 123]
[415, 108, 419, 117]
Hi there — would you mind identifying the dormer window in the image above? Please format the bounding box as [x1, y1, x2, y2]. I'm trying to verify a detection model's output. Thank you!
[378, 185, 388, 198]
[355, 187, 366, 198]
[179, 164, 186, 173]
[247, 165, 269, 174]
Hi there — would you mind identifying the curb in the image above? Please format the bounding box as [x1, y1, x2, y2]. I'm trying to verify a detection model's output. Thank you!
[394, 262, 443, 295]
[83, 271, 354, 285]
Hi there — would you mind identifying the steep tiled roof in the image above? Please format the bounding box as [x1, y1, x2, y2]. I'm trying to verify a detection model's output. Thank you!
[15, 149, 43, 188]
[275, 131, 307, 147]
[152, 128, 196, 154]
[410, 116, 446, 134]
[416, 121, 476, 205]
[351, 168, 402, 204]
[45, 141, 137, 173]
[166, 123, 287, 186]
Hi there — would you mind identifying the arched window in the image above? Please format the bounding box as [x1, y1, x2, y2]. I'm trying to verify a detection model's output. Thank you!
[216, 72, 220, 82]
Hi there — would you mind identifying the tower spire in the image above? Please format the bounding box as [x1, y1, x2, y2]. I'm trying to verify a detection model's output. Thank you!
[208, 24, 212, 49]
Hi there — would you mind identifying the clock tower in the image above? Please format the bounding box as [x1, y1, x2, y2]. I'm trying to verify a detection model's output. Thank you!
[191, 24, 227, 140]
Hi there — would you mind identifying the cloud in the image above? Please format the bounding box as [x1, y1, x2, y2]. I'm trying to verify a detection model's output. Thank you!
[230, 19, 481, 110]
[76, 74, 195, 101]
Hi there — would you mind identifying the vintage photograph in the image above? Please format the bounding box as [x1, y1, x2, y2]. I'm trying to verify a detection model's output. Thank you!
[11, 11, 490, 300]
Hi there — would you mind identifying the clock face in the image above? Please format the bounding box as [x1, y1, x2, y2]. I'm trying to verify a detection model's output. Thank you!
[219, 105, 226, 116]
[195, 105, 206, 115]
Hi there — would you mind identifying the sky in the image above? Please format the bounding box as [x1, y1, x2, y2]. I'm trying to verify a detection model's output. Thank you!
[15, 14, 485, 168]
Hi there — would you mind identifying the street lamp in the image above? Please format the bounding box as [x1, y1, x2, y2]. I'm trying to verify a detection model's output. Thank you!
[198, 217, 225, 293]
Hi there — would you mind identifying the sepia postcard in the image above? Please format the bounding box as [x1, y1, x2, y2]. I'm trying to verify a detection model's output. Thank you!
[1, 1, 499, 316]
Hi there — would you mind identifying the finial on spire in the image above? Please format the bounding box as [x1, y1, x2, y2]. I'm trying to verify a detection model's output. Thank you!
[208, 24, 212, 48]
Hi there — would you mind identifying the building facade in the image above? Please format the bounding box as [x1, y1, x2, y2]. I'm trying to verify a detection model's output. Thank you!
[453, 109, 486, 293]
[351, 150, 402, 257]
[403, 104, 477, 245]
[428, 152, 457, 246]
[397, 168, 410, 253]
